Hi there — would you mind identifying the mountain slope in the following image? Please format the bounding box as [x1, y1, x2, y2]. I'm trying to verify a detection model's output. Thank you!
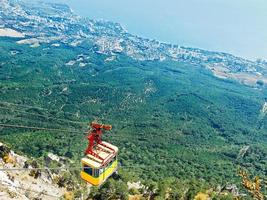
[0, 142, 75, 199]
[0, 0, 267, 193]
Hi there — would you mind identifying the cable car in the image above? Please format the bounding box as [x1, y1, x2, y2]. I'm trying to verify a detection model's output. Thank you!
[81, 122, 118, 186]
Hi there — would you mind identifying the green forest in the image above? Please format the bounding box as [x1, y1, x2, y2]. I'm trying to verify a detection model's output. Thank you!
[0, 37, 266, 199]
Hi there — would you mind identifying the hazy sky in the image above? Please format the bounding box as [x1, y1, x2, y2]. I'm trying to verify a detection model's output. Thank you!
[46, 0, 267, 60]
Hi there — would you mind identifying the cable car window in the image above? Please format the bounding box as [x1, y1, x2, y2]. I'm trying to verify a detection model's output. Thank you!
[108, 160, 112, 167]
[112, 157, 115, 163]
[84, 164, 93, 176]
[93, 169, 100, 177]
[112, 156, 117, 164]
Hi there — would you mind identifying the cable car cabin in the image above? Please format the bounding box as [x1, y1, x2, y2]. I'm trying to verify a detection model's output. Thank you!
[81, 141, 118, 186]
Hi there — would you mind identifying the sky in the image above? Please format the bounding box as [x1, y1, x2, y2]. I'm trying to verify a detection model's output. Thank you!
[46, 0, 267, 60]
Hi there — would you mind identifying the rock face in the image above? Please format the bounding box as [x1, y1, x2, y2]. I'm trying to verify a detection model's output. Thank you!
[0, 142, 66, 200]
[46, 152, 60, 163]
[0, 28, 25, 37]
[1, 0, 267, 86]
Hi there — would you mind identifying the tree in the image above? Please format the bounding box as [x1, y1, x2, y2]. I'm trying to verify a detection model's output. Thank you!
[89, 179, 129, 200]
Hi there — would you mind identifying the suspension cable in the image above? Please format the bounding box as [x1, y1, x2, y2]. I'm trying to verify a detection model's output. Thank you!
[0, 123, 83, 133]
[0, 101, 86, 118]
[0, 167, 85, 171]
[0, 101, 140, 126]
[0, 123, 146, 141]
[0, 101, 133, 127]
[0, 165, 139, 171]
[0, 166, 114, 171]
[0, 106, 87, 125]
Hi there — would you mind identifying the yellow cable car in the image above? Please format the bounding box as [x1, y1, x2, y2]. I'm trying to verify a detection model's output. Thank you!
[81, 122, 118, 186]
[81, 141, 118, 186]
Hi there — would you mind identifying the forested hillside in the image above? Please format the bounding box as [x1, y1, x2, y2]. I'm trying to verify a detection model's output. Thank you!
[0, 36, 267, 199]
[1, 0, 267, 199]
